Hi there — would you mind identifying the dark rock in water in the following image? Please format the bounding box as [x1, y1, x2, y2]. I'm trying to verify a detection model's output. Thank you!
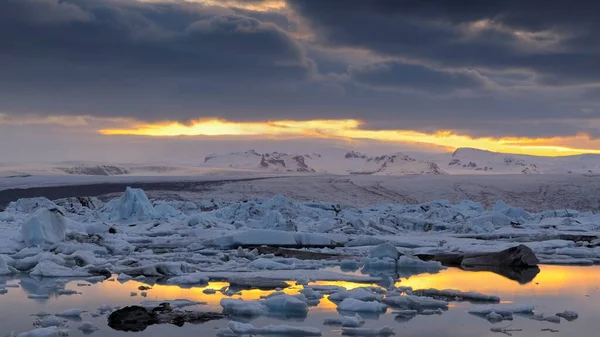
[108, 306, 157, 332]
[461, 245, 539, 267]
[416, 245, 540, 284]
[108, 304, 226, 332]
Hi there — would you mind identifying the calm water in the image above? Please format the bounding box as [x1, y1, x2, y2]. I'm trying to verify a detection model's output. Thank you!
[1, 265, 599, 337]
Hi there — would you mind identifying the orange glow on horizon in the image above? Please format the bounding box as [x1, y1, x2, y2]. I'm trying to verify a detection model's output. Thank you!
[99, 118, 600, 157]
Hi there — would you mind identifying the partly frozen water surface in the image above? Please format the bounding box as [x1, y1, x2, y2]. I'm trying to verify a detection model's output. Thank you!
[1, 265, 598, 337]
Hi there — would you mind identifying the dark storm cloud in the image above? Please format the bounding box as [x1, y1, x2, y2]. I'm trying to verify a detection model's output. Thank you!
[0, 0, 313, 120]
[287, 0, 600, 85]
[0, 0, 598, 137]
[350, 62, 490, 94]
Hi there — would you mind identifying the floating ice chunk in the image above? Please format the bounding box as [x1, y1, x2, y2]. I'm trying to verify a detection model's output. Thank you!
[345, 236, 387, 248]
[38, 316, 64, 328]
[340, 259, 360, 271]
[221, 299, 268, 316]
[323, 314, 365, 327]
[166, 273, 209, 285]
[329, 288, 382, 302]
[9, 197, 57, 213]
[485, 312, 512, 323]
[532, 314, 560, 323]
[30, 260, 89, 277]
[469, 304, 534, 315]
[292, 233, 336, 246]
[419, 308, 443, 315]
[337, 298, 387, 313]
[369, 243, 400, 260]
[16, 327, 69, 337]
[341, 326, 395, 336]
[57, 290, 78, 296]
[262, 295, 310, 315]
[28, 294, 50, 299]
[0, 255, 17, 275]
[120, 262, 194, 276]
[55, 309, 85, 318]
[21, 209, 67, 247]
[140, 299, 203, 309]
[556, 311, 578, 321]
[396, 256, 446, 270]
[250, 258, 295, 270]
[77, 322, 99, 333]
[15, 252, 67, 271]
[412, 289, 499, 302]
[300, 288, 323, 300]
[490, 327, 522, 335]
[382, 295, 448, 310]
[116, 273, 133, 282]
[227, 321, 322, 336]
[555, 248, 599, 258]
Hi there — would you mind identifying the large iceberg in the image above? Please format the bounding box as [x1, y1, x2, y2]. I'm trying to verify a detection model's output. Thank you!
[21, 209, 67, 247]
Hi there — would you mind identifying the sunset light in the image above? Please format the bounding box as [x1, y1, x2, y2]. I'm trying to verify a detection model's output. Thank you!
[100, 118, 600, 157]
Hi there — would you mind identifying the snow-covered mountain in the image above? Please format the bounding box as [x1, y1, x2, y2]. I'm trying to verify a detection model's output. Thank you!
[436, 148, 600, 174]
[342, 151, 446, 175]
[56, 164, 130, 176]
[201, 150, 445, 175]
[203, 150, 319, 172]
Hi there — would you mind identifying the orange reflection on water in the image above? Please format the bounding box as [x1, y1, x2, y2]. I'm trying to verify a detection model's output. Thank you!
[87, 265, 599, 313]
[397, 265, 600, 297]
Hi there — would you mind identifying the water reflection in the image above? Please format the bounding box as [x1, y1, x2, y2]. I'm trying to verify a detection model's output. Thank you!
[396, 265, 600, 296]
[1, 265, 599, 337]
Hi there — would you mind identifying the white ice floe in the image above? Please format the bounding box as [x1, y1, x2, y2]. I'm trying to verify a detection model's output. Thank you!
[382, 295, 448, 310]
[340, 326, 395, 336]
[30, 260, 89, 278]
[38, 316, 65, 328]
[469, 304, 535, 315]
[166, 273, 209, 285]
[323, 314, 365, 327]
[116, 273, 132, 282]
[55, 309, 85, 318]
[16, 327, 69, 337]
[221, 294, 309, 317]
[140, 299, 203, 309]
[337, 298, 388, 313]
[77, 322, 99, 333]
[224, 321, 322, 336]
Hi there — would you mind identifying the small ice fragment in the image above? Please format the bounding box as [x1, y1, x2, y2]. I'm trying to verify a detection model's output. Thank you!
[77, 322, 99, 333]
[55, 309, 85, 318]
[117, 274, 132, 282]
[341, 326, 395, 336]
[28, 294, 50, 299]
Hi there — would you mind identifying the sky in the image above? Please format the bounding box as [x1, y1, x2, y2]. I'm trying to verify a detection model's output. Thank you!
[2, 0, 600, 162]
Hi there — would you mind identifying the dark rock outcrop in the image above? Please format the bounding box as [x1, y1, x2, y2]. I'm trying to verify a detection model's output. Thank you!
[108, 304, 226, 332]
[461, 245, 539, 267]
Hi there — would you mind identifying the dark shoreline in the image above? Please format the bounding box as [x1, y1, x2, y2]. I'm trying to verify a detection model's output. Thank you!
[0, 177, 272, 207]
